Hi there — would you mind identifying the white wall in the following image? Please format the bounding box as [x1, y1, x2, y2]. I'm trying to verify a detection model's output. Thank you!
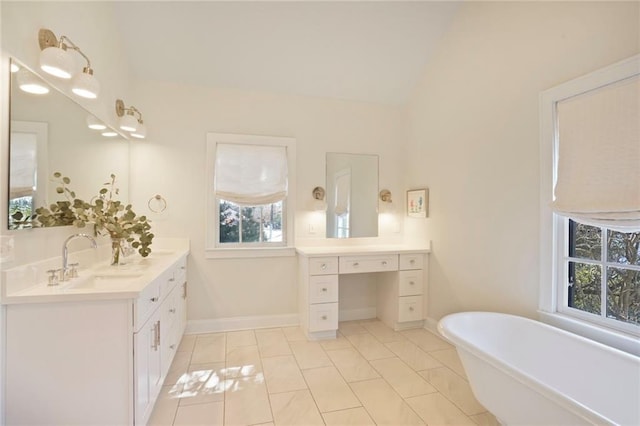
[405, 1, 640, 321]
[129, 80, 406, 324]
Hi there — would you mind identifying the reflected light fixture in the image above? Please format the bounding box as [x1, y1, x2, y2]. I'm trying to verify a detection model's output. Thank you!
[16, 69, 50, 95]
[10, 63, 20, 73]
[38, 28, 100, 99]
[116, 99, 146, 139]
[86, 115, 107, 130]
[101, 131, 118, 137]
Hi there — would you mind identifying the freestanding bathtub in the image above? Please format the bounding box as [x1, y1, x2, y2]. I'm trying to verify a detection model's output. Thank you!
[438, 312, 640, 426]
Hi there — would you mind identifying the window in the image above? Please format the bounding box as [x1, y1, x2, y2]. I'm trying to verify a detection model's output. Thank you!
[540, 55, 640, 343]
[562, 219, 640, 331]
[206, 133, 296, 258]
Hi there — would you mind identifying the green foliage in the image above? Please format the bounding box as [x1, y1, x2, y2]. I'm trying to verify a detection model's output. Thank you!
[571, 221, 639, 325]
[34, 173, 154, 257]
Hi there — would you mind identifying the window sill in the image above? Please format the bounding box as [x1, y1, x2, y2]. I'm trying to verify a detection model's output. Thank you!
[205, 247, 296, 259]
[538, 311, 640, 356]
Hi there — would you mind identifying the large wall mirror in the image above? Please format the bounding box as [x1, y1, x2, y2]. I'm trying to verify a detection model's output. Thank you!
[8, 59, 130, 230]
[326, 152, 378, 238]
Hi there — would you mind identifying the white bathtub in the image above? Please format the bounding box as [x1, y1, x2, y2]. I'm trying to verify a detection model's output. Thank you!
[438, 312, 640, 426]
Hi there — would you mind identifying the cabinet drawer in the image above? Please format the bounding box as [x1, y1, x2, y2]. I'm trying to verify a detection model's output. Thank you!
[173, 256, 187, 284]
[309, 303, 339, 332]
[339, 255, 398, 274]
[399, 254, 424, 270]
[398, 296, 423, 322]
[135, 279, 161, 331]
[309, 275, 339, 304]
[399, 270, 423, 296]
[159, 269, 177, 302]
[309, 257, 339, 275]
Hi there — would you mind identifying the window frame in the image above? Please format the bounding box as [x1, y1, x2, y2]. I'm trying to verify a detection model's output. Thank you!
[540, 55, 640, 350]
[205, 133, 296, 259]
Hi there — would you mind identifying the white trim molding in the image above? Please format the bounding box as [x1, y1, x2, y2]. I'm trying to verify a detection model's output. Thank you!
[185, 313, 299, 334]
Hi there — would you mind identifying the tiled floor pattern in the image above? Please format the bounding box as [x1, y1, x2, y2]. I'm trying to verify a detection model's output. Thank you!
[149, 320, 500, 426]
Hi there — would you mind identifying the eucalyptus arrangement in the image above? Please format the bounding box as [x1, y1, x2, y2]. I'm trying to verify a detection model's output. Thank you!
[34, 173, 153, 263]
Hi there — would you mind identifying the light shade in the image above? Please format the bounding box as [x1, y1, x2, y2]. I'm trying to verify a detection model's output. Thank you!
[86, 115, 106, 130]
[17, 69, 50, 95]
[39, 46, 74, 79]
[71, 68, 100, 99]
[119, 113, 138, 132]
[130, 122, 147, 139]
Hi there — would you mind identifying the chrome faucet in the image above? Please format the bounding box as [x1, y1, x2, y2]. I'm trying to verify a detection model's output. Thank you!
[61, 233, 97, 281]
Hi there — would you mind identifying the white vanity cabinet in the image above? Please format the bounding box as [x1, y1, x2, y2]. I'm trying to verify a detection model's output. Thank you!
[297, 247, 429, 339]
[134, 255, 188, 425]
[5, 253, 188, 426]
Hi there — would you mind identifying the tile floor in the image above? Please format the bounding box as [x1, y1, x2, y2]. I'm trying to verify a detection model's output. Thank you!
[149, 319, 500, 426]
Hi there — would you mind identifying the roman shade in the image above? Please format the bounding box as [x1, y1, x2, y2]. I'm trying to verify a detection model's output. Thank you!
[552, 75, 640, 230]
[214, 143, 288, 205]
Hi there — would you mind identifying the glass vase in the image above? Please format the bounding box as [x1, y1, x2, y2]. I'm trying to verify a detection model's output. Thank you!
[111, 237, 123, 266]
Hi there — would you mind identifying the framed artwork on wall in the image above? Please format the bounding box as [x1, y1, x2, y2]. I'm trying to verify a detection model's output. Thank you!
[407, 188, 428, 218]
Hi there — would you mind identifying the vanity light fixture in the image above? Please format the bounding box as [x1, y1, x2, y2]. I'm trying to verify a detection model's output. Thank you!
[115, 99, 146, 139]
[38, 28, 100, 99]
[101, 131, 118, 137]
[16, 69, 50, 95]
[379, 189, 392, 203]
[311, 186, 327, 211]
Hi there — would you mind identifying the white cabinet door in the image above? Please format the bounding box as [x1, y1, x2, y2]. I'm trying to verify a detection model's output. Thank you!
[134, 309, 162, 426]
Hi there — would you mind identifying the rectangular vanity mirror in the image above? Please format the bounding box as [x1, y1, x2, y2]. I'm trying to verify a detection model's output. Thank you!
[326, 152, 379, 238]
[8, 59, 130, 230]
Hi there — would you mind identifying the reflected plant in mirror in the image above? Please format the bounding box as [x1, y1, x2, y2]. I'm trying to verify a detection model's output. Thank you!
[31, 173, 154, 262]
[7, 58, 130, 230]
[326, 152, 379, 238]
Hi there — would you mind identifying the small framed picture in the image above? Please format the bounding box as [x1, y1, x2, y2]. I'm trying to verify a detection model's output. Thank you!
[407, 188, 428, 218]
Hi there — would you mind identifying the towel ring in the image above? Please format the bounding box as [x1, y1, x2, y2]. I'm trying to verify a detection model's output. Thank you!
[148, 194, 167, 213]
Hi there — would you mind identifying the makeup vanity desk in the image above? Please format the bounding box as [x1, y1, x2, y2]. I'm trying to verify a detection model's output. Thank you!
[296, 246, 430, 340]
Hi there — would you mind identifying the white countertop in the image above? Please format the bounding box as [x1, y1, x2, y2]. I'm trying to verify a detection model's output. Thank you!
[295, 245, 430, 257]
[2, 242, 189, 305]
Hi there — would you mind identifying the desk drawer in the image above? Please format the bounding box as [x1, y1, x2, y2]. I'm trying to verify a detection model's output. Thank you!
[398, 296, 423, 322]
[309, 275, 338, 304]
[339, 255, 398, 274]
[309, 257, 339, 275]
[309, 303, 338, 331]
[399, 270, 423, 296]
[399, 254, 424, 270]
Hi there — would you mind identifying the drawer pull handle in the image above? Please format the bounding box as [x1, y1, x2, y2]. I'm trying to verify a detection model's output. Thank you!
[169, 278, 175, 282]
[170, 344, 176, 350]
[170, 308, 176, 313]
[322, 287, 328, 292]
[353, 262, 359, 267]
[320, 263, 327, 270]
[321, 315, 328, 320]
[150, 297, 158, 302]
[382, 261, 387, 266]
[409, 306, 414, 311]
[410, 281, 415, 285]
[181, 266, 186, 270]
[410, 259, 416, 264]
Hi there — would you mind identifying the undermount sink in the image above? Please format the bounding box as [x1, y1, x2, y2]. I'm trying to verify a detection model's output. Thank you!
[63, 273, 143, 290]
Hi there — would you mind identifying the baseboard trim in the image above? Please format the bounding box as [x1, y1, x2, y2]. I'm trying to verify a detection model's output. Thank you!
[424, 316, 439, 334]
[186, 313, 298, 334]
[339, 307, 377, 322]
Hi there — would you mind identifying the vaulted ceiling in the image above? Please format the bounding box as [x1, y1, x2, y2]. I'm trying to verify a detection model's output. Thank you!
[113, 2, 461, 105]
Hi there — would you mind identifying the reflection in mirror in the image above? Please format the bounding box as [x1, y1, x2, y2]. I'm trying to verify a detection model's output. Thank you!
[326, 152, 378, 238]
[8, 59, 130, 230]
